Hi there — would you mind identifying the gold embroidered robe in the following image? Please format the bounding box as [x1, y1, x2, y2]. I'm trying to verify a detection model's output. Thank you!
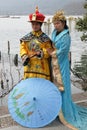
[20, 31, 52, 80]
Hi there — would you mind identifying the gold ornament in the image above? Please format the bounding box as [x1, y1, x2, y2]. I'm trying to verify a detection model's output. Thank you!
[52, 10, 66, 23]
[32, 13, 36, 21]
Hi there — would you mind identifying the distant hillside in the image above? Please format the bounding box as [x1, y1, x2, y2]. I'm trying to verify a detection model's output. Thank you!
[63, 1, 85, 15]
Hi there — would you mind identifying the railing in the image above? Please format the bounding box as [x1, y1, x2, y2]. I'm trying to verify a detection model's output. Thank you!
[0, 49, 86, 104]
[0, 50, 23, 99]
[0, 16, 86, 105]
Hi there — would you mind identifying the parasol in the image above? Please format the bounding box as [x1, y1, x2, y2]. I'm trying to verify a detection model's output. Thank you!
[8, 78, 62, 128]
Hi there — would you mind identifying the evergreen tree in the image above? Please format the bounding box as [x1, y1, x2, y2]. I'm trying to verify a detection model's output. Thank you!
[73, 52, 87, 91]
[76, 1, 87, 41]
[72, 1, 87, 91]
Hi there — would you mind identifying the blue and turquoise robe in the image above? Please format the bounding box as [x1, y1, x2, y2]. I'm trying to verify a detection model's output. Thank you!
[51, 29, 87, 130]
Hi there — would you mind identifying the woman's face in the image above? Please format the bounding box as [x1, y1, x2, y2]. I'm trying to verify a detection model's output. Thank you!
[31, 21, 42, 32]
[53, 20, 65, 32]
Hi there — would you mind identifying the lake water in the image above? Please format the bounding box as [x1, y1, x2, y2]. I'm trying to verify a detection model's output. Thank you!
[0, 15, 87, 106]
[0, 15, 87, 66]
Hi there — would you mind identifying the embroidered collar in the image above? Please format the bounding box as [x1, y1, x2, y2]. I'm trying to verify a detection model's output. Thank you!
[32, 30, 43, 37]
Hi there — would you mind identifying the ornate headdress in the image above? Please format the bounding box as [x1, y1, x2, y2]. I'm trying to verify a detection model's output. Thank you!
[29, 6, 45, 23]
[52, 10, 66, 23]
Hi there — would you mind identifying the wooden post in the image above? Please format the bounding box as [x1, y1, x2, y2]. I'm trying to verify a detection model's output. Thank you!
[14, 54, 18, 66]
[47, 18, 51, 36]
[8, 41, 10, 55]
[68, 51, 71, 69]
[0, 51, 1, 61]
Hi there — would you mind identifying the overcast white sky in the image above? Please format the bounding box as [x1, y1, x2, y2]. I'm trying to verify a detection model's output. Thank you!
[0, 0, 84, 6]
[0, 0, 85, 15]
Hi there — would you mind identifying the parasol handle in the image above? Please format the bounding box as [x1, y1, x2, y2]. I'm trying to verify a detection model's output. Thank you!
[29, 53, 37, 58]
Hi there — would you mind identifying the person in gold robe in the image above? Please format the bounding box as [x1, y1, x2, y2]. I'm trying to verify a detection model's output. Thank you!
[20, 7, 53, 80]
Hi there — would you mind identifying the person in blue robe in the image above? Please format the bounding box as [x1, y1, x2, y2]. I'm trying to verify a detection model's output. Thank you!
[47, 11, 87, 130]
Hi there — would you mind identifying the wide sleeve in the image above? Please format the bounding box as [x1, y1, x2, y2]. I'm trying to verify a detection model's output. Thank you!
[20, 41, 28, 57]
[56, 34, 71, 57]
[20, 41, 37, 58]
[42, 41, 53, 58]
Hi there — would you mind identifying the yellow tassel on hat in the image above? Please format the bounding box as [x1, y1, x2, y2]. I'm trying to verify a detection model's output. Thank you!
[29, 6, 45, 22]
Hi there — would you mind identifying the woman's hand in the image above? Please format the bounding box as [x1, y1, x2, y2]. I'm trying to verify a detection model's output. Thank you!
[36, 50, 41, 56]
[36, 50, 43, 58]
[47, 48, 55, 55]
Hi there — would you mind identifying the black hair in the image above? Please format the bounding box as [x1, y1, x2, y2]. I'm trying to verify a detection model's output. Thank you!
[38, 22, 43, 26]
[31, 21, 43, 26]
[61, 20, 69, 29]
[64, 20, 69, 29]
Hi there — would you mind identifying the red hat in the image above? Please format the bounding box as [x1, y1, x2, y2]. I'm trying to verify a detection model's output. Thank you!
[29, 7, 45, 23]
